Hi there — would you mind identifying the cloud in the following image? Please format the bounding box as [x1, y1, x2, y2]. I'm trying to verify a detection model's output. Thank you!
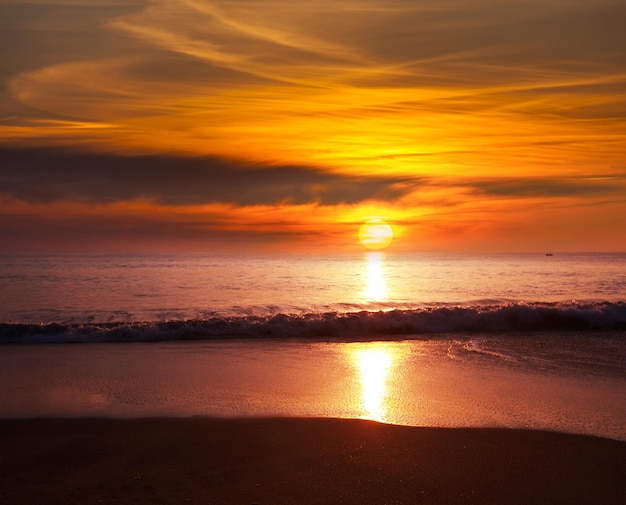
[0, 198, 380, 253]
[4, 145, 621, 212]
[0, 1, 144, 80]
[466, 175, 626, 199]
[0, 147, 417, 205]
[1, 1, 626, 254]
[0, 206, 306, 252]
[2, 0, 624, 176]
[103, 0, 626, 92]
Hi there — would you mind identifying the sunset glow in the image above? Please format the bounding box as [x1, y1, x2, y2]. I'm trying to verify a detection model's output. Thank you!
[359, 219, 394, 250]
[361, 252, 388, 302]
[1, 0, 624, 253]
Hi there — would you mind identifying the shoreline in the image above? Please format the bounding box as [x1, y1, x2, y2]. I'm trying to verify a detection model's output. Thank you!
[2, 417, 625, 504]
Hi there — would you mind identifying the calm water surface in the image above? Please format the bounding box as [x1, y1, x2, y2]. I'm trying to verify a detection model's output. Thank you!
[1, 252, 624, 323]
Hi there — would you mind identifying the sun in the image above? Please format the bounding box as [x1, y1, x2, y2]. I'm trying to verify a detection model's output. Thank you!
[358, 219, 394, 250]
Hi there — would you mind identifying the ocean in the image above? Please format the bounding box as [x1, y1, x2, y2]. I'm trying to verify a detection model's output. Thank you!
[1, 252, 625, 439]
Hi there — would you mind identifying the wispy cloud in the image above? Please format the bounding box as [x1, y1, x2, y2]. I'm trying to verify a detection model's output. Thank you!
[4, 1, 624, 166]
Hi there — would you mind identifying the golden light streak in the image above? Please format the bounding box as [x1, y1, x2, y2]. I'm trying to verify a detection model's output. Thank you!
[361, 252, 387, 301]
[353, 346, 393, 421]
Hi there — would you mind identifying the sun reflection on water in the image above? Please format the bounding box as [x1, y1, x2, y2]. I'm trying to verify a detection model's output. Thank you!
[362, 252, 387, 302]
[349, 343, 403, 423]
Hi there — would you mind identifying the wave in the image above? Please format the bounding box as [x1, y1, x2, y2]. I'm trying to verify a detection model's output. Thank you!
[1, 301, 625, 344]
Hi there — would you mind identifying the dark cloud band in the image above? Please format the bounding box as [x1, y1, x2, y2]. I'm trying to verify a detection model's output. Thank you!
[0, 147, 414, 205]
[469, 176, 626, 198]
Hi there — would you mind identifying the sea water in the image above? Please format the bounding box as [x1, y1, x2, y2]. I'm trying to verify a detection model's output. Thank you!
[1, 252, 625, 336]
[0, 252, 624, 439]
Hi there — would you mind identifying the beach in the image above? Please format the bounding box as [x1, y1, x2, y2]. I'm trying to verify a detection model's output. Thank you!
[3, 0, 626, 498]
[1, 253, 625, 504]
[2, 417, 625, 505]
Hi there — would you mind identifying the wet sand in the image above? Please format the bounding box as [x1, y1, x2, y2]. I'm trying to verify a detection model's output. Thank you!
[1, 417, 624, 505]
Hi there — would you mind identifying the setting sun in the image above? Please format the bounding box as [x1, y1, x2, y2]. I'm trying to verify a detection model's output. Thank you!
[358, 219, 394, 250]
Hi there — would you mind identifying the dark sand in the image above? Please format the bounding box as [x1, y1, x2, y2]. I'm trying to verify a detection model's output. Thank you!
[1, 418, 624, 505]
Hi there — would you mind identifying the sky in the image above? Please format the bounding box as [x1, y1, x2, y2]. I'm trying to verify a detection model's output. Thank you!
[1, 0, 625, 253]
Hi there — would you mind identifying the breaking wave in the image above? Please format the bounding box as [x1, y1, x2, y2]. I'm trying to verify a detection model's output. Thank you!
[1, 301, 625, 344]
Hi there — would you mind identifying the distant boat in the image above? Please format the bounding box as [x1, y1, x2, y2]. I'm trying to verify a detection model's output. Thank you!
[545, 253, 554, 256]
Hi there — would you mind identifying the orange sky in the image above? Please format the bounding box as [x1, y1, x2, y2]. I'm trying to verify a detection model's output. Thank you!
[1, 0, 625, 253]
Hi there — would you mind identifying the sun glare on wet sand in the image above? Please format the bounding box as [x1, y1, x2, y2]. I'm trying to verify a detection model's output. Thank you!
[351, 345, 395, 422]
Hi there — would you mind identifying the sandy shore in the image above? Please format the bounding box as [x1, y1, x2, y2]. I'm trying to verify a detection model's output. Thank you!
[1, 417, 624, 505]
